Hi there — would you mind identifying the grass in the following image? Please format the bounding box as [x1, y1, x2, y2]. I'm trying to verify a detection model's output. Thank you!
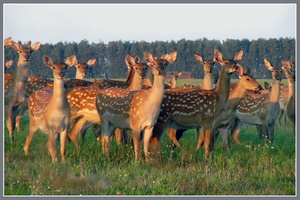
[3, 110, 295, 196]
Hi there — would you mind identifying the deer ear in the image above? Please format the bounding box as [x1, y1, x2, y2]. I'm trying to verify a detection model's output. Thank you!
[43, 55, 53, 67]
[4, 37, 12, 47]
[125, 54, 136, 67]
[135, 56, 141, 63]
[167, 52, 177, 63]
[214, 49, 223, 62]
[65, 55, 77, 66]
[264, 59, 274, 71]
[194, 54, 203, 63]
[11, 40, 19, 51]
[144, 51, 154, 63]
[233, 51, 243, 62]
[281, 60, 291, 71]
[177, 72, 182, 77]
[87, 58, 96, 66]
[30, 41, 41, 52]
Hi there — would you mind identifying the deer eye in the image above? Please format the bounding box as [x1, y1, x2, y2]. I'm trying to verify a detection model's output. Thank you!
[246, 78, 250, 81]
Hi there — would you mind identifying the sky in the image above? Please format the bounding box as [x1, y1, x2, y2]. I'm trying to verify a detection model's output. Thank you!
[3, 3, 297, 45]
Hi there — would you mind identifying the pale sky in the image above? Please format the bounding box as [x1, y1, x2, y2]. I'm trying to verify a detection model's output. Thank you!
[3, 3, 296, 44]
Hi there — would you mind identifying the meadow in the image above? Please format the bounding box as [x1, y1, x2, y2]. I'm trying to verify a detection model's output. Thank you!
[3, 79, 295, 196]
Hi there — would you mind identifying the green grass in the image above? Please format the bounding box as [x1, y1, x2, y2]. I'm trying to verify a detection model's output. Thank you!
[4, 110, 295, 196]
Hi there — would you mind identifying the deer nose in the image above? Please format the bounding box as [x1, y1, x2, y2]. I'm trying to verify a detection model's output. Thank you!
[59, 72, 65, 78]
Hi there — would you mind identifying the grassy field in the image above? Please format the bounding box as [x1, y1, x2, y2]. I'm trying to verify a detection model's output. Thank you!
[3, 78, 295, 196]
[4, 115, 295, 196]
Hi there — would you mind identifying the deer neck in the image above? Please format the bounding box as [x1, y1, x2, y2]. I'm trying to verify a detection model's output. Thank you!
[171, 79, 177, 89]
[52, 77, 66, 107]
[215, 69, 232, 106]
[201, 73, 213, 90]
[75, 72, 84, 80]
[127, 74, 144, 91]
[226, 81, 247, 111]
[144, 69, 154, 87]
[12, 61, 29, 103]
[148, 74, 166, 105]
[268, 80, 281, 103]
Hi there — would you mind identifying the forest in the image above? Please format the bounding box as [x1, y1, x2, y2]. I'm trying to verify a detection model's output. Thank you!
[4, 37, 295, 79]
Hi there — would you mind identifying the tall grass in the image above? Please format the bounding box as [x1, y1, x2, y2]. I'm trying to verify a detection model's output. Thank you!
[4, 110, 295, 196]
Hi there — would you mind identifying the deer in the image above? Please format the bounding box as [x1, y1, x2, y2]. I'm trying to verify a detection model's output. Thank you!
[230, 59, 285, 144]
[95, 51, 177, 162]
[282, 60, 295, 132]
[198, 65, 263, 151]
[24, 55, 76, 162]
[72, 57, 96, 79]
[148, 49, 243, 159]
[167, 72, 182, 88]
[167, 53, 218, 149]
[67, 54, 150, 146]
[169, 64, 263, 151]
[13, 56, 96, 132]
[4, 40, 41, 142]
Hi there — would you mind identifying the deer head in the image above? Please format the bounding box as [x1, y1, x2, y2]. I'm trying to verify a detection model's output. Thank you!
[11, 40, 41, 63]
[72, 56, 96, 79]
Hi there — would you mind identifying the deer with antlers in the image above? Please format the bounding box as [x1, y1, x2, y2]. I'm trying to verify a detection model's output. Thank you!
[24, 55, 76, 162]
[230, 59, 285, 144]
[95, 51, 177, 162]
[4, 40, 41, 142]
[67, 54, 150, 146]
[148, 49, 243, 159]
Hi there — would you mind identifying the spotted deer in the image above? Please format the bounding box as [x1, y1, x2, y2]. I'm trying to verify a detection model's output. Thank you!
[167, 53, 217, 148]
[4, 40, 41, 142]
[169, 64, 263, 151]
[14, 56, 95, 132]
[206, 65, 263, 151]
[230, 59, 284, 144]
[149, 49, 243, 159]
[96, 51, 177, 162]
[67, 54, 150, 146]
[282, 60, 295, 132]
[24, 55, 76, 162]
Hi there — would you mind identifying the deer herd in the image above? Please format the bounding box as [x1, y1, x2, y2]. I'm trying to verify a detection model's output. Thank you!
[4, 37, 296, 163]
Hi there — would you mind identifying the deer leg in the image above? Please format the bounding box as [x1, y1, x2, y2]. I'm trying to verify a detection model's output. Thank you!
[149, 122, 168, 155]
[277, 109, 284, 127]
[68, 117, 88, 147]
[132, 128, 141, 162]
[90, 124, 102, 143]
[47, 131, 58, 162]
[256, 125, 264, 139]
[196, 128, 205, 150]
[15, 99, 28, 132]
[267, 120, 276, 143]
[114, 128, 123, 145]
[231, 118, 243, 144]
[6, 107, 17, 143]
[219, 126, 230, 152]
[60, 129, 68, 162]
[167, 128, 182, 149]
[101, 118, 114, 159]
[204, 128, 213, 160]
[143, 127, 154, 162]
[24, 118, 38, 156]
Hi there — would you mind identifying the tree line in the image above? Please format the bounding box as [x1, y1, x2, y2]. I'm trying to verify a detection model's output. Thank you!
[4, 37, 295, 79]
